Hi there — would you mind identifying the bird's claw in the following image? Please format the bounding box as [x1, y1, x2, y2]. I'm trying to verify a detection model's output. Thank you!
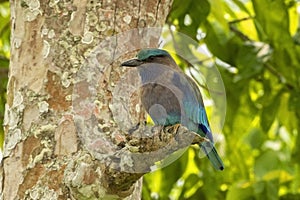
[191, 134, 210, 145]
[173, 123, 181, 133]
[164, 123, 181, 134]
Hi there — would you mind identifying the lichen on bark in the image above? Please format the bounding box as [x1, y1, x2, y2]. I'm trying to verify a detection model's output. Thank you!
[1, 0, 174, 199]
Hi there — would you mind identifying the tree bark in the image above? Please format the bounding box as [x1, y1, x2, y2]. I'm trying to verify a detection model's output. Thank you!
[1, 0, 173, 199]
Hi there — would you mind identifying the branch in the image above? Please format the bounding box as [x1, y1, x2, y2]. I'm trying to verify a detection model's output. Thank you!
[100, 123, 208, 197]
[188, 66, 226, 96]
[264, 63, 295, 90]
[228, 17, 253, 25]
[228, 17, 253, 42]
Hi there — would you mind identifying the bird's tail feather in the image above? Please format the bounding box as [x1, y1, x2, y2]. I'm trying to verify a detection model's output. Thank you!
[200, 142, 224, 171]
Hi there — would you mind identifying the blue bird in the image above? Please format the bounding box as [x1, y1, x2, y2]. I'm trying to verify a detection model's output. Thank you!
[121, 48, 224, 170]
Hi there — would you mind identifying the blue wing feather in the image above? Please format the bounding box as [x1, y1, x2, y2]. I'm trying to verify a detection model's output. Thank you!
[175, 72, 213, 142]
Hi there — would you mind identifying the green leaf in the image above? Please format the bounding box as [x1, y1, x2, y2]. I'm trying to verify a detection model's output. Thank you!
[277, 93, 297, 137]
[141, 182, 152, 200]
[232, 0, 251, 15]
[0, 56, 9, 68]
[288, 92, 300, 163]
[143, 150, 189, 199]
[252, 0, 291, 45]
[233, 43, 264, 81]
[263, 170, 293, 183]
[179, 174, 201, 199]
[253, 180, 279, 200]
[226, 181, 254, 200]
[0, 1, 10, 57]
[260, 90, 283, 133]
[168, 0, 210, 40]
[243, 128, 266, 149]
[207, 0, 229, 31]
[204, 21, 242, 64]
[254, 150, 280, 178]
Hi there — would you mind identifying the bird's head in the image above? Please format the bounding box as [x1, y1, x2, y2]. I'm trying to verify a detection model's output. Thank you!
[121, 48, 177, 68]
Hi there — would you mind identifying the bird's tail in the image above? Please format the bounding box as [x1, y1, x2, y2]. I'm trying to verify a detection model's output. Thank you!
[200, 141, 224, 171]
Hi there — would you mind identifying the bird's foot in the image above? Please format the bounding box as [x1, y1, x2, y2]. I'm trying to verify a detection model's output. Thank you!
[191, 134, 209, 145]
[173, 123, 181, 133]
[164, 123, 181, 134]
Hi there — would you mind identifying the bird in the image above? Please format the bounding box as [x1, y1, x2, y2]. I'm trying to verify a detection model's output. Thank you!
[121, 48, 224, 171]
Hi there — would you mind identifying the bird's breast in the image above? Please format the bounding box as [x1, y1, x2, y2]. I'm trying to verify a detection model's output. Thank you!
[140, 83, 182, 125]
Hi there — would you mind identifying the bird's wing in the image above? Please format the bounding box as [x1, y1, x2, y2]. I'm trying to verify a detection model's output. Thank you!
[139, 63, 214, 142]
[172, 72, 214, 142]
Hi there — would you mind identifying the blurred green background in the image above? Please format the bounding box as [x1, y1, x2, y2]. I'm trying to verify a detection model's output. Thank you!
[1, 0, 300, 199]
[0, 0, 9, 150]
[144, 0, 300, 199]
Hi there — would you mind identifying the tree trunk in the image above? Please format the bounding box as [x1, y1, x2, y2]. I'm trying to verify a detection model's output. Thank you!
[1, 0, 173, 199]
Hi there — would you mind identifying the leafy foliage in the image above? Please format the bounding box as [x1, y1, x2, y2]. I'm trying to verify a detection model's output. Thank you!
[143, 0, 300, 199]
[0, 0, 9, 149]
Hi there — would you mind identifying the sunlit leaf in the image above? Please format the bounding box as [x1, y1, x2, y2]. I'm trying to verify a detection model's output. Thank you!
[204, 21, 242, 64]
[254, 150, 280, 178]
[254, 180, 279, 200]
[243, 128, 266, 149]
[263, 170, 293, 183]
[226, 181, 254, 200]
[260, 90, 283, 133]
[252, 0, 291, 45]
[232, 0, 251, 15]
[168, 0, 210, 40]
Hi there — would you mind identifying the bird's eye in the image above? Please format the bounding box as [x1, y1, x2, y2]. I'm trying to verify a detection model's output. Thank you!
[148, 56, 155, 60]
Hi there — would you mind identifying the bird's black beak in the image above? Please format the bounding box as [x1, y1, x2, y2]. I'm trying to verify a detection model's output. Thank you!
[120, 59, 143, 67]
